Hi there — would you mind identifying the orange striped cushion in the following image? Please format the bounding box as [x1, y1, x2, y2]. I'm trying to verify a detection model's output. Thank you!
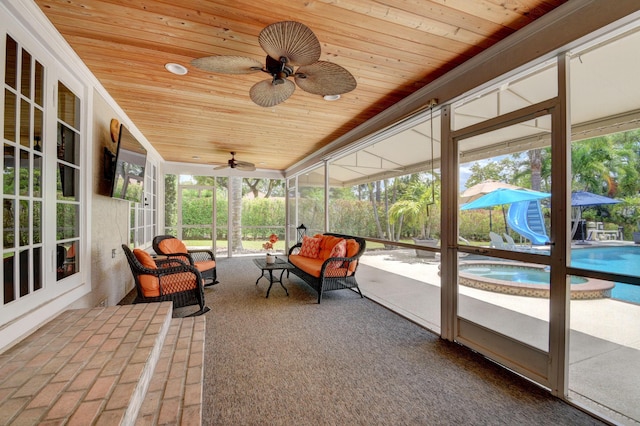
[133, 249, 159, 296]
[158, 238, 188, 254]
[327, 239, 346, 269]
[299, 236, 321, 258]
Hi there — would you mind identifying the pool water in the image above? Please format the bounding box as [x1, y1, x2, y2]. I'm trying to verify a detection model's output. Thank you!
[462, 246, 640, 303]
[462, 266, 586, 285]
[571, 246, 640, 304]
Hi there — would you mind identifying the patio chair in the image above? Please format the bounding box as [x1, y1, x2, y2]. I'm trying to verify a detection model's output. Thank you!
[489, 232, 507, 249]
[122, 244, 210, 316]
[502, 233, 519, 250]
[152, 235, 218, 286]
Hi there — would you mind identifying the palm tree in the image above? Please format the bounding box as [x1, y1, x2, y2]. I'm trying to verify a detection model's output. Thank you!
[388, 176, 439, 240]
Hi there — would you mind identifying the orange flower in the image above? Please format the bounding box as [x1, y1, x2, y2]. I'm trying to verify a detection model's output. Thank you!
[263, 234, 279, 251]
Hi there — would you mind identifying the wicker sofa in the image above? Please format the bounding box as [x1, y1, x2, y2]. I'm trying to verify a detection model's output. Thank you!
[288, 233, 366, 303]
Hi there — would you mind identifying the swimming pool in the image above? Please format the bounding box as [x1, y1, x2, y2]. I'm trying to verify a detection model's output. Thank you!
[459, 246, 640, 302]
[571, 245, 640, 303]
[459, 262, 614, 299]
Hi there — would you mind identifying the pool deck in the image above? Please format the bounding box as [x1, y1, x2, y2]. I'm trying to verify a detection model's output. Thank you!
[357, 246, 640, 425]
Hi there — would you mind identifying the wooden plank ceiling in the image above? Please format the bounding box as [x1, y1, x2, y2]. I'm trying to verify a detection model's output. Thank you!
[34, 0, 567, 171]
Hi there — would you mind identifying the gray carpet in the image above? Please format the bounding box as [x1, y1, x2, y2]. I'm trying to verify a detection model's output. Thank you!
[200, 257, 602, 425]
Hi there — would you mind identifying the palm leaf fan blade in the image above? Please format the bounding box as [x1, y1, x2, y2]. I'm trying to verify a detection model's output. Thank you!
[249, 79, 296, 107]
[295, 61, 357, 95]
[191, 56, 263, 74]
[259, 21, 321, 66]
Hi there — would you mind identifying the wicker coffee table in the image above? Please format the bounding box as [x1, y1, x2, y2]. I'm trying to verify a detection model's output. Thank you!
[253, 256, 295, 298]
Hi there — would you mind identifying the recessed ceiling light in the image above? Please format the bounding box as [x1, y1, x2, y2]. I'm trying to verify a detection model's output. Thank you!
[165, 63, 188, 75]
[323, 94, 341, 101]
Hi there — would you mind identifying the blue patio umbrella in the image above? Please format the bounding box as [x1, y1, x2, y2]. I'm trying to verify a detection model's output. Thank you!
[461, 188, 551, 233]
[571, 191, 620, 241]
[571, 190, 621, 207]
[461, 188, 551, 210]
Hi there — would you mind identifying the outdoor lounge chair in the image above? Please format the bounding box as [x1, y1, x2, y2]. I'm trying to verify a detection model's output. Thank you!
[502, 233, 536, 252]
[122, 245, 210, 316]
[152, 235, 218, 286]
[503, 233, 519, 250]
[489, 232, 507, 249]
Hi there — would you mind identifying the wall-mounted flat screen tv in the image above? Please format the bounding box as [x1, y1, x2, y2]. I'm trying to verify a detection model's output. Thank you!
[110, 124, 147, 203]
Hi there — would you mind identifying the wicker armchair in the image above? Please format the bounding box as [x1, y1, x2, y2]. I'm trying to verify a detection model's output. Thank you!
[152, 235, 218, 286]
[122, 245, 210, 316]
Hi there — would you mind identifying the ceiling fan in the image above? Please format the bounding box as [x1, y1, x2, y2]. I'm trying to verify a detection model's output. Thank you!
[191, 21, 357, 107]
[213, 152, 256, 171]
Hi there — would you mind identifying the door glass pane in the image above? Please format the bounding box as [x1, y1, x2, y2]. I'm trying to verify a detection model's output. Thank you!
[4, 89, 16, 142]
[20, 50, 31, 98]
[33, 154, 42, 198]
[56, 164, 78, 201]
[18, 149, 29, 197]
[58, 82, 80, 129]
[4, 254, 15, 304]
[56, 203, 79, 239]
[5, 35, 17, 89]
[56, 241, 78, 280]
[19, 250, 28, 297]
[20, 99, 30, 147]
[33, 201, 41, 244]
[4, 144, 15, 195]
[57, 123, 79, 165]
[33, 247, 42, 291]
[19, 200, 29, 247]
[34, 61, 43, 107]
[3, 199, 15, 249]
[34, 108, 42, 151]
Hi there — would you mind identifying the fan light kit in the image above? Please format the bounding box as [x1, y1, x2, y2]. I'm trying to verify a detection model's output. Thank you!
[165, 63, 188, 75]
[191, 21, 356, 107]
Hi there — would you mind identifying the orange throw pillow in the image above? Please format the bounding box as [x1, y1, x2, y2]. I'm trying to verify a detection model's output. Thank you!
[133, 249, 157, 269]
[327, 239, 346, 269]
[345, 239, 359, 258]
[158, 238, 188, 254]
[133, 249, 159, 297]
[299, 235, 321, 259]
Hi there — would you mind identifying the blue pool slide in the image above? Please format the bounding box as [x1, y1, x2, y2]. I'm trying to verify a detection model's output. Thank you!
[506, 200, 549, 245]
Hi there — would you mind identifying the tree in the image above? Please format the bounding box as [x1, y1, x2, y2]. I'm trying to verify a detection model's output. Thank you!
[388, 174, 439, 239]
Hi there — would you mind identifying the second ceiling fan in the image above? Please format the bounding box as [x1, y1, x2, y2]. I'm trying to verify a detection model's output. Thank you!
[191, 21, 357, 107]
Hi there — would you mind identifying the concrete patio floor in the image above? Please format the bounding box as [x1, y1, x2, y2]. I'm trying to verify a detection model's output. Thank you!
[357, 248, 640, 425]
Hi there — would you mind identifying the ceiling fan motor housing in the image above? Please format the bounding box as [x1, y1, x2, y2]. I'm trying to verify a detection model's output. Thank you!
[265, 55, 293, 84]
